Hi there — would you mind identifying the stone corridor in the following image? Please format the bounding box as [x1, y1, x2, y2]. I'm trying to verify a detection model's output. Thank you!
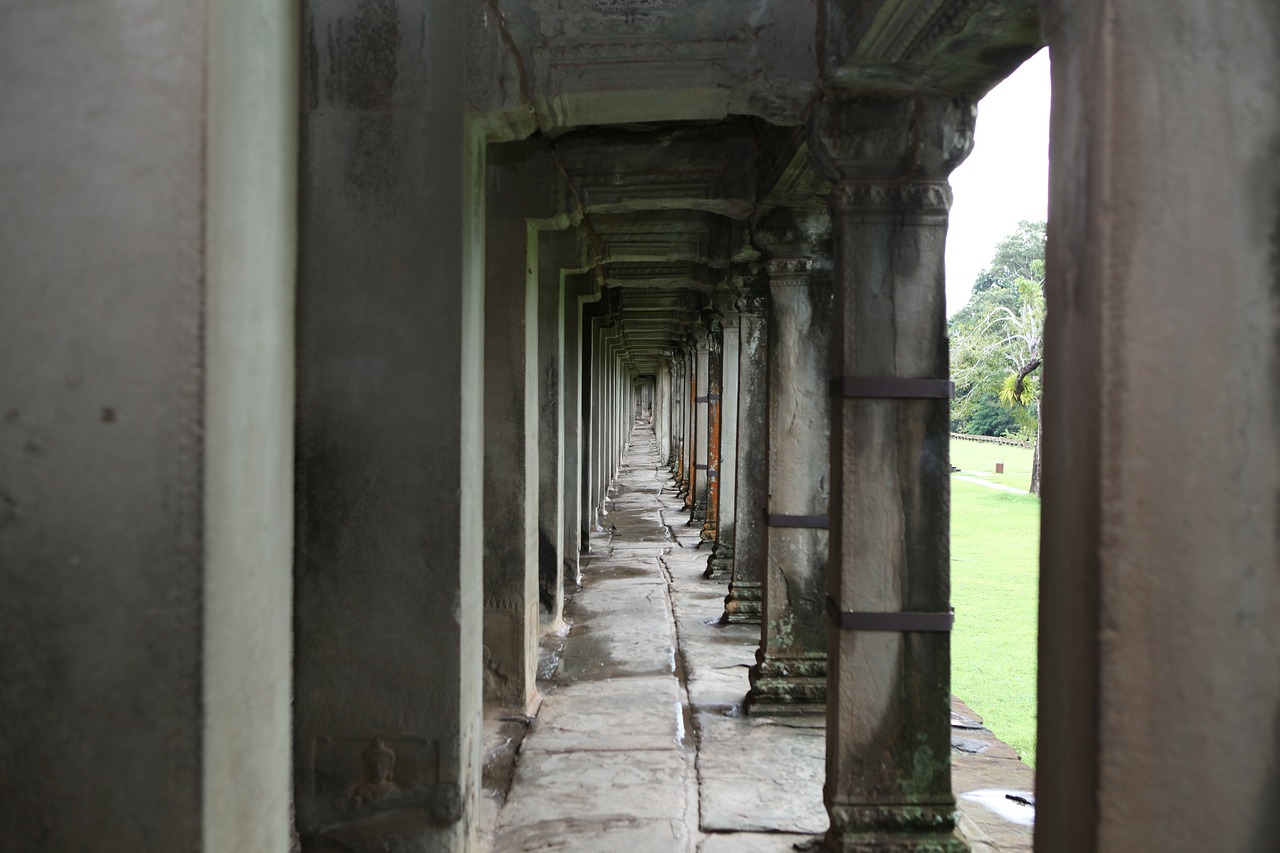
[9, 1, 1279, 849]
[480, 423, 1033, 852]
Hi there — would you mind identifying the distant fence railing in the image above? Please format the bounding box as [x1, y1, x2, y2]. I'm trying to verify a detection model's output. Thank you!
[950, 432, 1033, 449]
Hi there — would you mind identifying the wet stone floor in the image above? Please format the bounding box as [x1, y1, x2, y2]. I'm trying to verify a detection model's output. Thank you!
[480, 424, 1034, 852]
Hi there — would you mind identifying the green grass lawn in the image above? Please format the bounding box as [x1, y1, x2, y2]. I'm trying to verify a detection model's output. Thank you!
[950, 437, 1035, 493]
[950, 454, 1040, 767]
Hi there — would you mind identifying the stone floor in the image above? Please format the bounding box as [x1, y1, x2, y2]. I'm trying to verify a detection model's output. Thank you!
[480, 425, 1035, 852]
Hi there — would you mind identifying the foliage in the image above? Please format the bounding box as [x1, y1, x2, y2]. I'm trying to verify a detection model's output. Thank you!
[949, 221, 1046, 458]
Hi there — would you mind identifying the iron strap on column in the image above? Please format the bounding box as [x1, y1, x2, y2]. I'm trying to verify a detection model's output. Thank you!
[695, 395, 710, 403]
[695, 464, 709, 470]
[764, 510, 829, 529]
[829, 377, 954, 399]
[825, 597, 953, 632]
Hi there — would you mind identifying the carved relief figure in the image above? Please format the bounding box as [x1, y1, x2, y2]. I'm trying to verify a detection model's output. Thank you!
[348, 737, 402, 806]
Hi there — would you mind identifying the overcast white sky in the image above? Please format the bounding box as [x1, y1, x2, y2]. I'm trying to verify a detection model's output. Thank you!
[945, 48, 1050, 316]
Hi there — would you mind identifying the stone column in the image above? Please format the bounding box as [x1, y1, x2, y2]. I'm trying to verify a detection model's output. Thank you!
[688, 327, 709, 517]
[700, 312, 724, 542]
[809, 94, 974, 851]
[293, 2, 486, 846]
[1036, 4, 1280, 850]
[654, 362, 670, 466]
[482, 165, 540, 714]
[707, 291, 740, 577]
[746, 230, 832, 715]
[536, 233, 570, 628]
[2, 3, 296, 848]
[580, 306, 601, 543]
[671, 351, 687, 485]
[723, 271, 769, 623]
[565, 278, 597, 582]
[670, 343, 691, 494]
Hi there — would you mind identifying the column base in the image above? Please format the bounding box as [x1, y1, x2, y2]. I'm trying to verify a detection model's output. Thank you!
[703, 549, 733, 580]
[690, 499, 707, 522]
[746, 655, 826, 714]
[722, 580, 761, 623]
[824, 804, 963, 853]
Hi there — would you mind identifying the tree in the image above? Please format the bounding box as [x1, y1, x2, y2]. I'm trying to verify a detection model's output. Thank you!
[950, 221, 1047, 495]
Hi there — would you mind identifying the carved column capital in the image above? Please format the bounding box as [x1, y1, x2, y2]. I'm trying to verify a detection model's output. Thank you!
[765, 255, 815, 287]
[806, 93, 976, 185]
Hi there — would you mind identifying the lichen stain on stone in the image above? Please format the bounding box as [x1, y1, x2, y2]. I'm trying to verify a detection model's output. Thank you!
[327, 0, 402, 111]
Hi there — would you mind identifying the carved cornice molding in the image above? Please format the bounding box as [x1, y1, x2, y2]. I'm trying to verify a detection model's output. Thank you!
[828, 180, 952, 215]
[766, 256, 815, 288]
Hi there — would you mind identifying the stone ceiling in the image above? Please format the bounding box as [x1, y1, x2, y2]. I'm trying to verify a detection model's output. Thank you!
[475, 0, 1042, 375]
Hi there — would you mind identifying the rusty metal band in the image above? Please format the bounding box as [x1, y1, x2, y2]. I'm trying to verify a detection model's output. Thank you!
[765, 512, 829, 529]
[830, 378, 954, 399]
[825, 597, 953, 632]
[696, 395, 710, 403]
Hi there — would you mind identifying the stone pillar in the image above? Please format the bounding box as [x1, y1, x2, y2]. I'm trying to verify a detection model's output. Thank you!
[293, 1, 485, 846]
[2, 3, 297, 848]
[654, 362, 670, 465]
[1036, 3, 1280, 851]
[688, 328, 709, 517]
[723, 272, 769, 623]
[536, 233, 570, 628]
[482, 166, 540, 714]
[809, 94, 974, 851]
[586, 313, 606, 531]
[678, 347, 691, 489]
[565, 278, 597, 581]
[746, 230, 832, 715]
[700, 312, 724, 543]
[707, 291, 740, 576]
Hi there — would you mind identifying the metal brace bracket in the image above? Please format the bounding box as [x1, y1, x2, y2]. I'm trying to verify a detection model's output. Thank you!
[830, 377, 954, 399]
[825, 597, 953, 632]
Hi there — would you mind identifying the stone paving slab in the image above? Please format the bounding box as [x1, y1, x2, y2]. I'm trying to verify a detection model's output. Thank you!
[496, 816, 692, 853]
[526, 676, 683, 753]
[696, 711, 829, 834]
[554, 589, 674, 682]
[496, 740, 691, 831]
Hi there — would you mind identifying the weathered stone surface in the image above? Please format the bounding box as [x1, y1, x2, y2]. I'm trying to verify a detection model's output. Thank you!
[1037, 2, 1280, 850]
[697, 712, 828, 834]
[499, 817, 691, 853]
[527, 677, 682, 753]
[748, 219, 832, 714]
[815, 93, 974, 851]
[497, 749, 691, 829]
